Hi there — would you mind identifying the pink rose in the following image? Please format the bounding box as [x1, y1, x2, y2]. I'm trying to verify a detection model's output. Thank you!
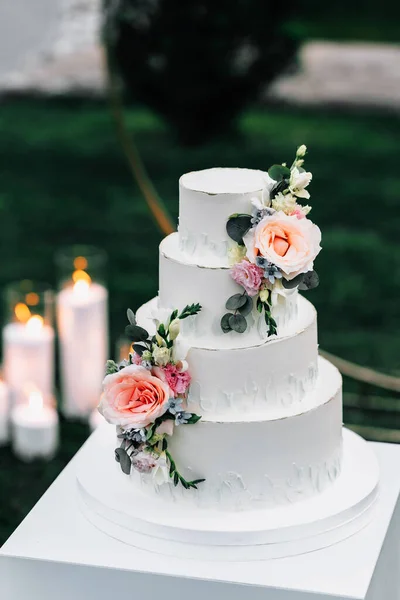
[230, 259, 263, 297]
[244, 211, 321, 280]
[99, 365, 170, 428]
[152, 364, 191, 397]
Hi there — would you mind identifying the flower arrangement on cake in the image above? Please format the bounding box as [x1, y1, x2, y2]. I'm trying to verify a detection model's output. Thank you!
[221, 145, 321, 336]
[98, 304, 206, 490]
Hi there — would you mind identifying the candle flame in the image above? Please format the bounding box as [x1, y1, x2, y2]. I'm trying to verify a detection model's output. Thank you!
[72, 269, 91, 284]
[15, 302, 31, 323]
[28, 388, 44, 411]
[26, 315, 44, 333]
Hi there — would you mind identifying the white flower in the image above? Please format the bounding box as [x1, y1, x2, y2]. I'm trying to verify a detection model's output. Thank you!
[155, 333, 166, 347]
[152, 452, 171, 485]
[152, 346, 170, 366]
[150, 304, 172, 329]
[296, 144, 307, 158]
[289, 167, 312, 200]
[259, 288, 270, 303]
[228, 244, 246, 266]
[168, 318, 180, 340]
[271, 192, 297, 214]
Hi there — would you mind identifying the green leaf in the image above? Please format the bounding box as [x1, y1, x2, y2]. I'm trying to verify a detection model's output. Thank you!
[226, 293, 248, 311]
[229, 313, 247, 333]
[268, 164, 290, 182]
[179, 303, 202, 319]
[173, 472, 179, 486]
[169, 309, 178, 322]
[132, 344, 146, 356]
[105, 359, 119, 375]
[299, 270, 319, 291]
[181, 479, 189, 490]
[226, 214, 252, 245]
[256, 297, 263, 313]
[282, 273, 305, 289]
[114, 448, 132, 475]
[158, 323, 166, 337]
[190, 478, 206, 486]
[186, 414, 202, 425]
[221, 313, 232, 333]
[126, 308, 136, 325]
[238, 295, 253, 316]
[125, 324, 149, 342]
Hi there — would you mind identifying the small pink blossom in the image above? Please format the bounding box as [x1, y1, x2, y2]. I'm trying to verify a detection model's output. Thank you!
[163, 363, 192, 396]
[230, 259, 263, 297]
[290, 207, 306, 220]
[131, 352, 142, 365]
[132, 452, 157, 473]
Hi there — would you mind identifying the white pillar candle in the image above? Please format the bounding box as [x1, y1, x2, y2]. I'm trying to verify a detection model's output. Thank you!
[11, 389, 59, 461]
[3, 316, 55, 400]
[0, 380, 10, 445]
[57, 280, 108, 419]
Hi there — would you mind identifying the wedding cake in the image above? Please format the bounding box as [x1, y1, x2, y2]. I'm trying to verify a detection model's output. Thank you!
[78, 146, 379, 559]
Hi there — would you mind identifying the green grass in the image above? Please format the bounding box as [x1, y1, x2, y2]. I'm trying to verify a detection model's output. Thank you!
[0, 98, 399, 545]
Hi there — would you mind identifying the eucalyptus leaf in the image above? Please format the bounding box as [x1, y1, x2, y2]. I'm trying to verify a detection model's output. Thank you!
[114, 448, 132, 475]
[226, 214, 252, 245]
[238, 295, 253, 316]
[125, 324, 149, 342]
[299, 270, 320, 291]
[221, 313, 232, 333]
[226, 293, 248, 310]
[268, 164, 291, 182]
[132, 344, 146, 356]
[126, 308, 136, 325]
[282, 273, 305, 289]
[229, 313, 247, 333]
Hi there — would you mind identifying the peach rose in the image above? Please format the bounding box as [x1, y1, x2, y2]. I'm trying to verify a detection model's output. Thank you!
[244, 211, 321, 280]
[99, 365, 170, 428]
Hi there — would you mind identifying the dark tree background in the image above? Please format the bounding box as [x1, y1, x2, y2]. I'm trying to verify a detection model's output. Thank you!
[104, 0, 298, 145]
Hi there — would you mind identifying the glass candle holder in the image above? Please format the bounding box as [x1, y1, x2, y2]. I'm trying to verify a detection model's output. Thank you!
[55, 246, 109, 419]
[2, 281, 55, 402]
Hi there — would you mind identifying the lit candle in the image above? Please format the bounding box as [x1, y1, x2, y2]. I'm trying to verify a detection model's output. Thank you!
[57, 260, 108, 419]
[3, 301, 55, 400]
[11, 387, 59, 461]
[0, 379, 10, 445]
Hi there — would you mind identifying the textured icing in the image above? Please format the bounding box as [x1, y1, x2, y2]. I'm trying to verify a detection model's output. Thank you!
[178, 168, 273, 267]
[159, 233, 300, 350]
[137, 358, 343, 510]
[137, 295, 319, 420]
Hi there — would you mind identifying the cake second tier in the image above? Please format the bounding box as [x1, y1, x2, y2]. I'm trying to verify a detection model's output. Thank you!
[137, 293, 318, 420]
[159, 232, 300, 350]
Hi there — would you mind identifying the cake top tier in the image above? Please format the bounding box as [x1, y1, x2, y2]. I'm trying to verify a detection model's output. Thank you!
[178, 168, 272, 267]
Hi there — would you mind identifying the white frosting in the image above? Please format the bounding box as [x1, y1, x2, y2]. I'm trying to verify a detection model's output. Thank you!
[159, 233, 299, 349]
[137, 295, 319, 420]
[138, 358, 343, 510]
[178, 168, 273, 267]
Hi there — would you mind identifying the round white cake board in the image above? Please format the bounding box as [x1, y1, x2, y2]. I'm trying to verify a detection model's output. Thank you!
[76, 427, 379, 561]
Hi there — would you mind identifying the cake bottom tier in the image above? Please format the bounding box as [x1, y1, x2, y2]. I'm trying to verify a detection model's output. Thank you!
[139, 357, 342, 510]
[77, 427, 379, 561]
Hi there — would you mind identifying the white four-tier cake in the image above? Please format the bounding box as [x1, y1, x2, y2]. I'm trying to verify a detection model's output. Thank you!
[78, 154, 379, 560]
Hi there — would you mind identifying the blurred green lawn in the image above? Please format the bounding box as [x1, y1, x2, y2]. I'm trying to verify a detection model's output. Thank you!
[0, 98, 399, 544]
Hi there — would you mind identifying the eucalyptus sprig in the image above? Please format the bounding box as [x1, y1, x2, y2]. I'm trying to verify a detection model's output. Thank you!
[221, 290, 253, 334]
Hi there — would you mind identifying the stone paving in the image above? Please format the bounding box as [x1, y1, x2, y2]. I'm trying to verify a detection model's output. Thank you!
[0, 0, 399, 110]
